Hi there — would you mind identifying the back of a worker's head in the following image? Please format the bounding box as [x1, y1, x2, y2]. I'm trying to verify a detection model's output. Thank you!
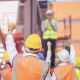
[76, 57, 80, 68]
[58, 49, 70, 63]
[24, 34, 42, 53]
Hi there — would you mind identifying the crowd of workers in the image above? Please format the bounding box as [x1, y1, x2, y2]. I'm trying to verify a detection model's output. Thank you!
[0, 9, 80, 80]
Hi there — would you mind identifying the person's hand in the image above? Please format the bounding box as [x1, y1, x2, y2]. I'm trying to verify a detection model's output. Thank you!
[45, 27, 47, 31]
[8, 23, 16, 30]
[67, 39, 73, 46]
[45, 23, 48, 31]
[50, 20, 54, 29]
[47, 41, 52, 47]
[47, 22, 48, 27]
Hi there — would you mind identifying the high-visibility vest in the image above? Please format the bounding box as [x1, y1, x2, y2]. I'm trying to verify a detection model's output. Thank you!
[76, 69, 80, 80]
[51, 63, 78, 80]
[0, 67, 11, 80]
[42, 19, 58, 40]
[11, 54, 49, 80]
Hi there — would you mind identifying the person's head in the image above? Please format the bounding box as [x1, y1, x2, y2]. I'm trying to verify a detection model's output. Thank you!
[24, 34, 42, 54]
[46, 10, 53, 20]
[2, 51, 11, 67]
[58, 49, 70, 63]
[76, 57, 80, 68]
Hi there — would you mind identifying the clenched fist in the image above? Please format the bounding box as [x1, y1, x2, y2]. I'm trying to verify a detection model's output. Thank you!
[67, 39, 73, 46]
[8, 23, 16, 30]
[47, 41, 52, 47]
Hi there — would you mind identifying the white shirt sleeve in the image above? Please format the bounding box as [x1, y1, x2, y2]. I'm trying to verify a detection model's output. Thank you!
[52, 72, 57, 80]
[45, 69, 52, 80]
[46, 51, 51, 65]
[6, 35, 18, 65]
[41, 21, 46, 32]
[70, 45, 76, 65]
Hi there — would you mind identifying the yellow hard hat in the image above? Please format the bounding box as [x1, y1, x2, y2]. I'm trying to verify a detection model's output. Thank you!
[2, 51, 9, 61]
[25, 34, 42, 49]
[76, 57, 80, 68]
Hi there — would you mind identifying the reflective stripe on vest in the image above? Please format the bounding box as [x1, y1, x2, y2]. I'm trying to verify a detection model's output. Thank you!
[40, 61, 49, 80]
[43, 19, 57, 40]
[12, 54, 22, 80]
[1, 70, 7, 80]
[54, 68, 62, 80]
[54, 63, 78, 80]
[70, 63, 78, 80]
[12, 55, 49, 80]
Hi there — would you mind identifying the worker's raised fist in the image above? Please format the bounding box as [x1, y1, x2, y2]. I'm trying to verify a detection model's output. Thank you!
[67, 39, 73, 46]
[47, 41, 52, 47]
[8, 23, 16, 30]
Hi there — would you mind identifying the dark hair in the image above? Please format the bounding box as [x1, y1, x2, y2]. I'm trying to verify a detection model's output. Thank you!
[65, 46, 70, 54]
[27, 47, 38, 51]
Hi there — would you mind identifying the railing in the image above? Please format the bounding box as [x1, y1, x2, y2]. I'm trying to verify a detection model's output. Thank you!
[1, 12, 17, 34]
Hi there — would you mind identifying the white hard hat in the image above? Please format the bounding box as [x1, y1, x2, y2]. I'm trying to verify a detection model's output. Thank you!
[58, 49, 70, 62]
[46, 10, 53, 15]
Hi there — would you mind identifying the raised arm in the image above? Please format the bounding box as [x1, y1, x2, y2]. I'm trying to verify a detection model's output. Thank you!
[67, 40, 76, 65]
[46, 41, 52, 65]
[6, 23, 18, 65]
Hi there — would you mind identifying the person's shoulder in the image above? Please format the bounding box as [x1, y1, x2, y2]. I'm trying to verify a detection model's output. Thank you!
[4, 67, 11, 73]
[54, 19, 58, 23]
[42, 19, 47, 22]
[41, 20, 45, 24]
[52, 19, 58, 23]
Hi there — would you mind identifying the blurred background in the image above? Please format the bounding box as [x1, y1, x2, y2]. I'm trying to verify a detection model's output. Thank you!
[0, 0, 80, 68]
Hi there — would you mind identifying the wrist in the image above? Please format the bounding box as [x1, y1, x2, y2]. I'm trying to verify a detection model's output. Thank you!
[8, 29, 13, 31]
[48, 46, 51, 48]
[48, 46, 51, 51]
[48, 48, 51, 51]
[8, 31, 12, 35]
[51, 24, 53, 27]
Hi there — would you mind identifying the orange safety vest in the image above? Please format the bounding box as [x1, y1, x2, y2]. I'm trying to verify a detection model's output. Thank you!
[11, 54, 49, 80]
[51, 63, 78, 80]
[0, 67, 11, 80]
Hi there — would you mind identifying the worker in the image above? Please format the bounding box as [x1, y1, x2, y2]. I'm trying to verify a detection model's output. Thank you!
[0, 51, 11, 80]
[50, 40, 78, 80]
[76, 57, 80, 80]
[41, 9, 58, 68]
[6, 23, 52, 80]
